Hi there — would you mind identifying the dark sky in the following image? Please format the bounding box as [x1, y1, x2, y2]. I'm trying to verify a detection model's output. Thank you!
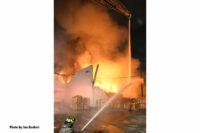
[122, 0, 146, 71]
[105, 0, 146, 70]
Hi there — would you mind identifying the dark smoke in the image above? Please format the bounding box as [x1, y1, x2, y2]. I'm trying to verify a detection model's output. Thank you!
[54, 0, 128, 75]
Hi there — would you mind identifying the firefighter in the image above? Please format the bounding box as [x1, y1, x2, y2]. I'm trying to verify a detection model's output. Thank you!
[59, 116, 75, 133]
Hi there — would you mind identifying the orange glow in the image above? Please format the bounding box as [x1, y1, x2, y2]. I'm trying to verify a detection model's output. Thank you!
[54, 0, 144, 98]
[56, 50, 143, 98]
[57, 72, 73, 84]
[92, 60, 128, 93]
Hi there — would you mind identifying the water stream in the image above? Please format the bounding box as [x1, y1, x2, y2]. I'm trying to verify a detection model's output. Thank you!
[81, 82, 132, 131]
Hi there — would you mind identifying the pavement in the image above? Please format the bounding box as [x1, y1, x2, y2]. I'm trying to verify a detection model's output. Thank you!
[54, 109, 146, 133]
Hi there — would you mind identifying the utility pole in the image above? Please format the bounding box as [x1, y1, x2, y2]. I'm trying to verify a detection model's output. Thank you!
[140, 66, 143, 97]
[128, 14, 132, 82]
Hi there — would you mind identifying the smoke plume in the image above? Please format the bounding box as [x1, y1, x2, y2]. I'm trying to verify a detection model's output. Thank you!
[54, 0, 144, 99]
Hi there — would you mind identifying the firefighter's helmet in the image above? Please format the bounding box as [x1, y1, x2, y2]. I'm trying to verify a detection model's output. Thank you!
[64, 116, 75, 128]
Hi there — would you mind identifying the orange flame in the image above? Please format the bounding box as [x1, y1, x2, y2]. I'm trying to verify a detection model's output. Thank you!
[54, 0, 144, 98]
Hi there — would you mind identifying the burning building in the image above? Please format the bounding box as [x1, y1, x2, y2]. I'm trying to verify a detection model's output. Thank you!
[55, 65, 145, 113]
[55, 65, 109, 111]
[54, 0, 146, 113]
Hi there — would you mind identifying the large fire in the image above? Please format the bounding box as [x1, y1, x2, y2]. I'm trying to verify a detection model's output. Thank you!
[57, 57, 143, 98]
[54, 0, 144, 98]
[57, 72, 73, 84]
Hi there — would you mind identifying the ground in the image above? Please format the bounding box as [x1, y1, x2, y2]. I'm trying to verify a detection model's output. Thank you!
[54, 109, 146, 133]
